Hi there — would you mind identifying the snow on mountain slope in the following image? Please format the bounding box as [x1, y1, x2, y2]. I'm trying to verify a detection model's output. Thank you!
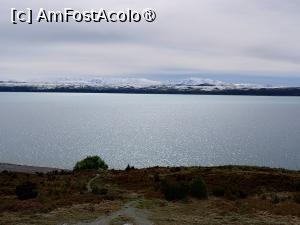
[169, 77, 228, 86]
[0, 77, 273, 91]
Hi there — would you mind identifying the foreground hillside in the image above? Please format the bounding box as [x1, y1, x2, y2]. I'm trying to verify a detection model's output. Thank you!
[1, 165, 300, 225]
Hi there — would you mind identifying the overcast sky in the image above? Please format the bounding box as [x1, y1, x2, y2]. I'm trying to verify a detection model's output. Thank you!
[1, 0, 300, 85]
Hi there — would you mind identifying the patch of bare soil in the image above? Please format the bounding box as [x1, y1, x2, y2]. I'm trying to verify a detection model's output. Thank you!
[75, 201, 153, 225]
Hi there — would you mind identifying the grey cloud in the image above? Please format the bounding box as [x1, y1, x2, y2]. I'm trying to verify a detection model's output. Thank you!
[1, 0, 300, 80]
[247, 46, 300, 64]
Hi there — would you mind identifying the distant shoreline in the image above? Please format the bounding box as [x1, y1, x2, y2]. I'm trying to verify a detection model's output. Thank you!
[1, 77, 300, 96]
[1, 162, 299, 174]
[1, 86, 300, 96]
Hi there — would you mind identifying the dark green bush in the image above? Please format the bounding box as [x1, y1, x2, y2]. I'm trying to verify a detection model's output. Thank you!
[74, 155, 108, 171]
[15, 182, 38, 200]
[125, 164, 135, 171]
[294, 180, 300, 192]
[224, 186, 248, 200]
[271, 193, 280, 204]
[212, 187, 225, 197]
[91, 185, 108, 195]
[154, 173, 160, 182]
[190, 177, 208, 199]
[1, 170, 8, 174]
[36, 172, 44, 177]
[170, 167, 181, 172]
[176, 174, 186, 182]
[161, 180, 188, 200]
[236, 190, 248, 199]
[261, 194, 267, 200]
[294, 193, 300, 204]
[47, 173, 56, 181]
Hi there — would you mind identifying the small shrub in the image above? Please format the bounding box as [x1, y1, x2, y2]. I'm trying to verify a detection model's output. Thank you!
[1, 170, 8, 174]
[212, 187, 225, 197]
[46, 173, 56, 181]
[176, 174, 186, 182]
[59, 170, 72, 175]
[125, 164, 135, 171]
[36, 172, 44, 177]
[64, 179, 71, 187]
[224, 186, 247, 200]
[190, 177, 208, 199]
[9, 172, 17, 179]
[271, 193, 280, 204]
[224, 189, 237, 201]
[294, 180, 300, 192]
[47, 188, 60, 196]
[161, 180, 188, 200]
[15, 182, 38, 200]
[261, 194, 267, 200]
[72, 181, 86, 194]
[170, 167, 181, 172]
[294, 193, 300, 204]
[234, 189, 247, 199]
[74, 155, 108, 171]
[92, 185, 108, 195]
[154, 173, 160, 182]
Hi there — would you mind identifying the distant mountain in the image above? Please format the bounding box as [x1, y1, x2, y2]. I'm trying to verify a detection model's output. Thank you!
[0, 77, 300, 96]
[0, 163, 61, 173]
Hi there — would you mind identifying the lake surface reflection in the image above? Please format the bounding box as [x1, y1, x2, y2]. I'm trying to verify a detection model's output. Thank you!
[0, 93, 299, 170]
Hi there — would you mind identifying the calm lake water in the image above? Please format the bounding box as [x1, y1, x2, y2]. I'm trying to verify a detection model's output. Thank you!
[0, 93, 299, 170]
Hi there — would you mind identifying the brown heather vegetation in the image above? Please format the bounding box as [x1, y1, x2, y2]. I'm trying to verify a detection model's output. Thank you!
[1, 165, 300, 224]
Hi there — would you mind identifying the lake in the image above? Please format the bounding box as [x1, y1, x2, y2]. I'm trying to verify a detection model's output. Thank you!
[0, 93, 299, 170]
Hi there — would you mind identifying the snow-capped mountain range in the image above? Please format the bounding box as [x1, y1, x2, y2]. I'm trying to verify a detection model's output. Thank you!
[0, 77, 299, 96]
[0, 77, 263, 89]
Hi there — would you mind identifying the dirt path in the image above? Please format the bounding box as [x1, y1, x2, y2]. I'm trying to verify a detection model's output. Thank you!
[78, 174, 154, 225]
[75, 201, 153, 225]
[86, 174, 100, 192]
